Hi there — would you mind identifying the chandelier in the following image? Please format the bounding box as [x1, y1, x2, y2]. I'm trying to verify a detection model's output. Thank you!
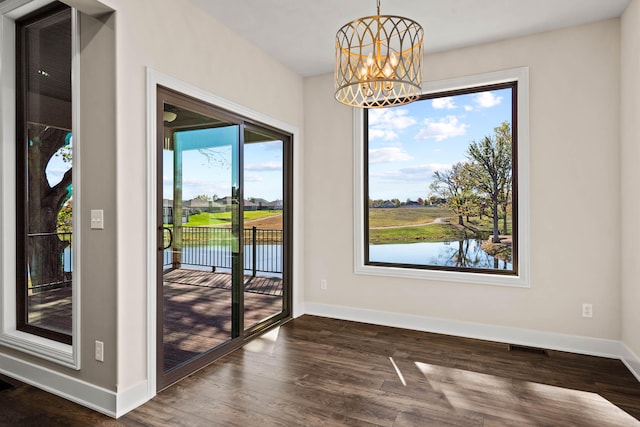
[335, 0, 424, 108]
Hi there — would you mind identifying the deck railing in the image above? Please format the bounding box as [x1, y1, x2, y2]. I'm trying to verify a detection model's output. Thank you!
[27, 231, 72, 293]
[163, 226, 282, 275]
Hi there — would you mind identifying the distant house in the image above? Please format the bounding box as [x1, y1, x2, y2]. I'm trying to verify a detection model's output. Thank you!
[244, 199, 259, 211]
[217, 196, 282, 211]
[184, 198, 225, 213]
[405, 200, 422, 208]
[378, 200, 396, 208]
[162, 199, 190, 224]
[249, 197, 280, 210]
[269, 199, 284, 210]
[215, 196, 234, 206]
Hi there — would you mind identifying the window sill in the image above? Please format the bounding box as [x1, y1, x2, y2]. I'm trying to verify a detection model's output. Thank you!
[0, 330, 78, 369]
[355, 262, 529, 287]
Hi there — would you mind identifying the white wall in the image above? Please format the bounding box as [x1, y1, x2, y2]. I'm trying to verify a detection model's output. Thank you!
[105, 0, 304, 392]
[621, 0, 640, 363]
[0, 0, 304, 414]
[304, 20, 621, 340]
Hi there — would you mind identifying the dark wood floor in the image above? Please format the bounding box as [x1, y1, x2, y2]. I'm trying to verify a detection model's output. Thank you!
[1, 315, 640, 426]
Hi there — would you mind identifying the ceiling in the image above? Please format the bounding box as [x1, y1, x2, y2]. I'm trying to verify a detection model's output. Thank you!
[191, 0, 630, 77]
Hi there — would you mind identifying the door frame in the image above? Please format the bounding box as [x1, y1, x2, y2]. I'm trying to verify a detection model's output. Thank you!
[156, 86, 247, 390]
[145, 69, 302, 396]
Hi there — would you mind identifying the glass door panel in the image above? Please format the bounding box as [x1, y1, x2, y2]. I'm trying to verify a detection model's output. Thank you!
[158, 96, 241, 385]
[156, 86, 292, 391]
[243, 127, 286, 330]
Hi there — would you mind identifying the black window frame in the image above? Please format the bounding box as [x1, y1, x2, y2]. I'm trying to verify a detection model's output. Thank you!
[363, 81, 519, 276]
[15, 1, 73, 344]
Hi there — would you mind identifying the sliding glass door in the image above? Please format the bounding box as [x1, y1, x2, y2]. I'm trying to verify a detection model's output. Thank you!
[156, 87, 292, 390]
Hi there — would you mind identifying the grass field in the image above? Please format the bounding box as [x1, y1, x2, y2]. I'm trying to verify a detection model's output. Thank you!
[368, 206, 512, 243]
[184, 210, 280, 227]
[370, 223, 467, 244]
[368, 206, 452, 228]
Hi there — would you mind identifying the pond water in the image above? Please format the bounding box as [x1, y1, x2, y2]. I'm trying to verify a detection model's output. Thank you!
[369, 239, 513, 271]
[164, 243, 283, 274]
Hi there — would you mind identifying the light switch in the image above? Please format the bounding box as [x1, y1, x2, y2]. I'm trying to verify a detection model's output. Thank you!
[91, 210, 104, 229]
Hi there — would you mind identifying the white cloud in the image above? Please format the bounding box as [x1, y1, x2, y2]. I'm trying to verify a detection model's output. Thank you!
[244, 173, 263, 182]
[368, 108, 417, 130]
[245, 162, 282, 172]
[258, 141, 283, 151]
[46, 167, 70, 187]
[415, 116, 469, 141]
[432, 97, 456, 110]
[369, 129, 399, 141]
[369, 147, 412, 164]
[474, 91, 503, 108]
[371, 163, 451, 182]
[464, 105, 474, 112]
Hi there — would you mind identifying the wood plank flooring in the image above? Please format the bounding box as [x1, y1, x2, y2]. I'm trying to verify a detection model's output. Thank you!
[1, 315, 639, 426]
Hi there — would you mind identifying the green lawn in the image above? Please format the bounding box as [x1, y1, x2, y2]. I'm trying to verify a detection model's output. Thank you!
[464, 216, 513, 236]
[368, 206, 513, 243]
[184, 210, 280, 227]
[368, 206, 452, 228]
[370, 223, 467, 244]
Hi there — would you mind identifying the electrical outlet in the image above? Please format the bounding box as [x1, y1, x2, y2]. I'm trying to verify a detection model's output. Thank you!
[95, 340, 104, 362]
[320, 279, 327, 290]
[582, 303, 593, 318]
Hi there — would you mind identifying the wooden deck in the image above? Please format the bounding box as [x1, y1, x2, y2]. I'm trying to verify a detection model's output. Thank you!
[26, 269, 284, 371]
[27, 285, 73, 334]
[162, 269, 283, 370]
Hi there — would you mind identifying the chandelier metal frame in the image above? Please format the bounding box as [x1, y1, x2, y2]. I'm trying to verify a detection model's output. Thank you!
[335, 0, 424, 108]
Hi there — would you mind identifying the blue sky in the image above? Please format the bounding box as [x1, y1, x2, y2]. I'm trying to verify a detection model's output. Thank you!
[368, 87, 512, 201]
[45, 135, 72, 190]
[46, 131, 284, 203]
[162, 131, 283, 202]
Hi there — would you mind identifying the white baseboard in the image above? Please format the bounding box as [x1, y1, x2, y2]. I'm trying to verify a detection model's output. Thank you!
[0, 351, 152, 418]
[620, 343, 640, 383]
[304, 302, 640, 381]
[115, 379, 152, 418]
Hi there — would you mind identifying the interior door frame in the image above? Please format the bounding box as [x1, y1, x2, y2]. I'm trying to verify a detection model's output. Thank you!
[146, 69, 301, 398]
[152, 81, 295, 392]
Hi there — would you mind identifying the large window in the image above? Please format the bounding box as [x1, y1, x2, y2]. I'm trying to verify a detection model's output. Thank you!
[16, 2, 73, 344]
[355, 68, 529, 286]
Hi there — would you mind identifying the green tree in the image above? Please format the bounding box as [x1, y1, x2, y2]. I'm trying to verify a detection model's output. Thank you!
[466, 122, 512, 243]
[430, 162, 476, 225]
[57, 199, 73, 233]
[28, 125, 72, 286]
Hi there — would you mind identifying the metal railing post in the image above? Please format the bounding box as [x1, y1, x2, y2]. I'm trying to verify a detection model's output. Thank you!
[252, 226, 257, 277]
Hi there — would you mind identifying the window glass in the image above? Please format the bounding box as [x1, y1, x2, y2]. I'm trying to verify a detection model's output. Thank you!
[365, 83, 517, 275]
[16, 3, 73, 342]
